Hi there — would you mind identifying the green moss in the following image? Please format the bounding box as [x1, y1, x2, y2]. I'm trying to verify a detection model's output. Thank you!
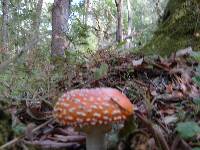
[142, 0, 200, 56]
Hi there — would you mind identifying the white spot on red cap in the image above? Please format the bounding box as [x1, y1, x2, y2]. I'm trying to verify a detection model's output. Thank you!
[89, 97, 94, 102]
[65, 116, 74, 120]
[91, 121, 96, 125]
[103, 116, 109, 120]
[63, 103, 69, 107]
[77, 118, 84, 123]
[97, 97, 101, 101]
[69, 107, 76, 113]
[102, 102, 110, 107]
[86, 118, 91, 122]
[77, 111, 87, 117]
[112, 110, 121, 115]
[93, 112, 101, 118]
[74, 98, 81, 103]
[98, 105, 103, 110]
[78, 105, 84, 110]
[99, 120, 103, 124]
[103, 110, 109, 114]
[86, 109, 92, 113]
[91, 104, 98, 109]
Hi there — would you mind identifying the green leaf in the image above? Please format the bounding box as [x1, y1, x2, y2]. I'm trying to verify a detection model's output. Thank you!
[193, 99, 200, 105]
[193, 76, 200, 86]
[193, 147, 200, 150]
[176, 122, 200, 139]
[12, 123, 26, 136]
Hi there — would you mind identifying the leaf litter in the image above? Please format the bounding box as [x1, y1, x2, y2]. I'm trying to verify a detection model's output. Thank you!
[2, 48, 200, 150]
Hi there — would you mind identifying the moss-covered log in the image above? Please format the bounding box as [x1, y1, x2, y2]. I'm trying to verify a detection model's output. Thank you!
[142, 0, 200, 56]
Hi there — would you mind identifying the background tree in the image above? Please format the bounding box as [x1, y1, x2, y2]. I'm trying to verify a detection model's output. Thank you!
[115, 0, 123, 42]
[51, 0, 71, 57]
[84, 0, 90, 25]
[126, 0, 132, 48]
[32, 0, 43, 41]
[2, 0, 9, 52]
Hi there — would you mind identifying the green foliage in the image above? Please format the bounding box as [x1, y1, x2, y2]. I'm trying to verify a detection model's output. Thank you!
[191, 52, 200, 62]
[94, 63, 108, 80]
[176, 121, 200, 139]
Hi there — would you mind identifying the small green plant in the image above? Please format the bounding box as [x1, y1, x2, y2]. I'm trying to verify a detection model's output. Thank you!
[94, 63, 109, 80]
[193, 76, 200, 86]
[176, 121, 200, 140]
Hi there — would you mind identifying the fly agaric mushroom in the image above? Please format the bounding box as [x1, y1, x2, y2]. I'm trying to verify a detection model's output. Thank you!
[54, 88, 134, 150]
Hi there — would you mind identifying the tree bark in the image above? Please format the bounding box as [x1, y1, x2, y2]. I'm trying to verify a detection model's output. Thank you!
[2, 0, 9, 50]
[32, 0, 43, 39]
[84, 0, 90, 25]
[115, 0, 123, 43]
[51, 0, 70, 57]
[126, 0, 132, 48]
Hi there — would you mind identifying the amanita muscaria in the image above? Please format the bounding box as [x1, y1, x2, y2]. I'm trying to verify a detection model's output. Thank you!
[54, 88, 134, 150]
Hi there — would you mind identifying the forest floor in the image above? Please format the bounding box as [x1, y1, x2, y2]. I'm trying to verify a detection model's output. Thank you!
[1, 47, 200, 150]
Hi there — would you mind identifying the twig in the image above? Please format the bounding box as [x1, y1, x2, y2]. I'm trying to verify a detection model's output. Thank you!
[171, 136, 192, 150]
[0, 136, 24, 150]
[0, 118, 54, 149]
[135, 112, 170, 150]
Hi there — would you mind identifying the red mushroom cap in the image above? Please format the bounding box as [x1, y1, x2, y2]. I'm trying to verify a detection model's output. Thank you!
[54, 88, 134, 126]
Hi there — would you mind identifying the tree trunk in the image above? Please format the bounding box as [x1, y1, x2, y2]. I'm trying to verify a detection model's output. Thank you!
[115, 0, 123, 43]
[84, 0, 90, 25]
[126, 0, 132, 48]
[32, 0, 43, 39]
[51, 0, 70, 57]
[142, 0, 200, 56]
[2, 0, 9, 50]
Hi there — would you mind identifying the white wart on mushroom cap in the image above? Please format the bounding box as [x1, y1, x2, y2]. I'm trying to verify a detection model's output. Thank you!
[54, 88, 134, 127]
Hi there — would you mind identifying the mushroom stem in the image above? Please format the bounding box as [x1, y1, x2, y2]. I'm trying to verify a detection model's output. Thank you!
[85, 126, 108, 150]
[86, 127, 106, 150]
